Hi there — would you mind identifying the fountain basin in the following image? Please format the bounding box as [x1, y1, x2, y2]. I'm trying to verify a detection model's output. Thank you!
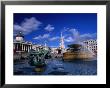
[34, 67, 45, 72]
[63, 52, 93, 61]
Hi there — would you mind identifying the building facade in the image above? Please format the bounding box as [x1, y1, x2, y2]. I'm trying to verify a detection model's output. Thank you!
[51, 47, 58, 54]
[14, 32, 33, 54]
[83, 39, 97, 54]
[14, 32, 50, 54]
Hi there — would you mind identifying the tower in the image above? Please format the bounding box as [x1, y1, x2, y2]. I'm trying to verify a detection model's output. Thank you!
[59, 32, 65, 49]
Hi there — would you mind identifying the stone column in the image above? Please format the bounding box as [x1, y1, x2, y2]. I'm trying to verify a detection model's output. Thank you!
[22, 44, 23, 51]
[14, 43, 16, 51]
[26, 45, 28, 52]
[28, 45, 30, 52]
[25, 44, 26, 52]
[17, 43, 19, 51]
[23, 44, 25, 51]
[19, 43, 20, 51]
[22, 44, 24, 51]
[16, 43, 18, 51]
[25, 45, 26, 52]
[27, 45, 29, 52]
[20, 44, 22, 51]
[31, 45, 32, 49]
[24, 44, 26, 51]
[29, 45, 31, 50]
[23, 44, 24, 51]
[20, 43, 22, 51]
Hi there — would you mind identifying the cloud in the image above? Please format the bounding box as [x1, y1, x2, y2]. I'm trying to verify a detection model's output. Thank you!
[63, 28, 97, 43]
[14, 17, 42, 35]
[33, 34, 50, 40]
[42, 34, 50, 38]
[69, 29, 80, 38]
[64, 37, 74, 42]
[49, 36, 59, 41]
[44, 24, 54, 32]
[33, 35, 42, 40]
[80, 33, 97, 41]
[80, 33, 92, 38]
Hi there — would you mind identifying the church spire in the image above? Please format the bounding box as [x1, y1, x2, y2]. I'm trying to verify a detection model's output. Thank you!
[60, 32, 65, 49]
[44, 41, 47, 50]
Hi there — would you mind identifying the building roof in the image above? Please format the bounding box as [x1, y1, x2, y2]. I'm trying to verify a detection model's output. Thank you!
[16, 32, 24, 38]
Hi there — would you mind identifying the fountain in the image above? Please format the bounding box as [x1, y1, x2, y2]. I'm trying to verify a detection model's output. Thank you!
[63, 29, 96, 61]
[28, 48, 52, 72]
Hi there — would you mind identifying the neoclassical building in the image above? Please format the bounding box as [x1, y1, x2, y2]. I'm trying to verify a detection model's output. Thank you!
[13, 32, 33, 54]
[13, 32, 50, 55]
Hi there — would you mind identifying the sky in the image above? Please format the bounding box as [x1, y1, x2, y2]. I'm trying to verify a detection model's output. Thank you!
[14, 13, 97, 48]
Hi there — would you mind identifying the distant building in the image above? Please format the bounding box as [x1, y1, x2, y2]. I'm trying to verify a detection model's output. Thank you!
[83, 39, 97, 54]
[51, 47, 58, 54]
[32, 44, 41, 51]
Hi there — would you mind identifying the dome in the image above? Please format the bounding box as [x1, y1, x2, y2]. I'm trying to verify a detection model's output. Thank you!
[15, 32, 24, 41]
[16, 32, 24, 38]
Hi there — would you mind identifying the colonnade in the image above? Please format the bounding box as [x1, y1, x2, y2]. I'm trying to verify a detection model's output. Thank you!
[14, 43, 32, 52]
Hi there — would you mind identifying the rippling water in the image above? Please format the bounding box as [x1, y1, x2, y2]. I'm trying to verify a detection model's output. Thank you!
[14, 58, 97, 75]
